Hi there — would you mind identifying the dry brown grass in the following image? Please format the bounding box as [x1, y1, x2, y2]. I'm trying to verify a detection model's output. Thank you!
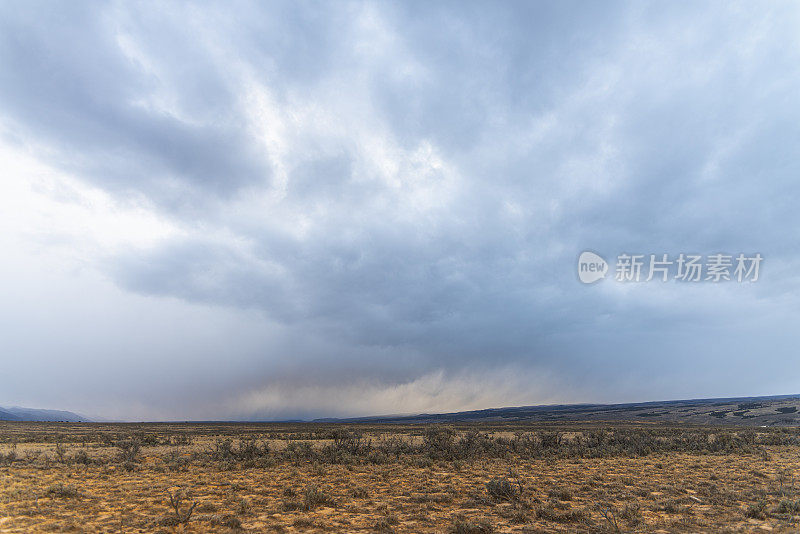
[1, 421, 800, 532]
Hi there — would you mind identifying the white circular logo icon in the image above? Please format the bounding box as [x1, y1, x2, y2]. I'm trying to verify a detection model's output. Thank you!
[578, 251, 608, 284]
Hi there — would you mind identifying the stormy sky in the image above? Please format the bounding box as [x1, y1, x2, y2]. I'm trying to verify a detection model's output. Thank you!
[1, 1, 799, 421]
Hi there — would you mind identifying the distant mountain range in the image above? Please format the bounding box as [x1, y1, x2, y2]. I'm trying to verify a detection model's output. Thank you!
[314, 394, 800, 426]
[0, 406, 90, 422]
[6, 394, 800, 425]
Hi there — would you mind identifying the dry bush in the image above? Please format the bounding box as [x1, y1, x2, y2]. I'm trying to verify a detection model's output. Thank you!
[302, 486, 335, 510]
[45, 483, 81, 499]
[450, 516, 495, 533]
[485, 477, 519, 502]
[160, 489, 197, 526]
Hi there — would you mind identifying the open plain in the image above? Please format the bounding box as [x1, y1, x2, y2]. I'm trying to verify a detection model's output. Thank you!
[2, 421, 800, 532]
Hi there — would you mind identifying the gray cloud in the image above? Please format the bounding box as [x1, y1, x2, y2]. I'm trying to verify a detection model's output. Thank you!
[1, 1, 799, 420]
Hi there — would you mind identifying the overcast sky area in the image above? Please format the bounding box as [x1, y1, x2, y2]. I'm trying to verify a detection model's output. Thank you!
[1, 1, 799, 421]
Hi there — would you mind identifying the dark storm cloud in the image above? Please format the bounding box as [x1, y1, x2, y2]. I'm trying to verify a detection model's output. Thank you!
[0, 1, 272, 209]
[2, 0, 800, 420]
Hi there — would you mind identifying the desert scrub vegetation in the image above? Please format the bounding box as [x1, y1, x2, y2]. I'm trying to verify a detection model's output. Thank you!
[301, 486, 336, 510]
[209, 437, 272, 469]
[183, 426, 798, 467]
[279, 485, 337, 512]
[4, 421, 800, 532]
[485, 475, 522, 502]
[450, 515, 495, 533]
[44, 483, 81, 499]
[158, 489, 197, 527]
[0, 424, 797, 472]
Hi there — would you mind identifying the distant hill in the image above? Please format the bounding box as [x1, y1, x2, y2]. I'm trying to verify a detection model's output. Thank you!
[315, 394, 800, 426]
[0, 408, 21, 421]
[0, 406, 90, 422]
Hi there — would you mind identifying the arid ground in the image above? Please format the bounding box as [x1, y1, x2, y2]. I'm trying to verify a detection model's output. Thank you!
[2, 422, 800, 532]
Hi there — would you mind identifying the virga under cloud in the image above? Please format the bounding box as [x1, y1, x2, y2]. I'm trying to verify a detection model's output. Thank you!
[1, 1, 799, 420]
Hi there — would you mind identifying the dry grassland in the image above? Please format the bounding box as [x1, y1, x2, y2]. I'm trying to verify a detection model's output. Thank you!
[1, 422, 800, 532]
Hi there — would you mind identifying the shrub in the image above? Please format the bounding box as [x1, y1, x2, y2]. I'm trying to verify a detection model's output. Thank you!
[115, 439, 141, 463]
[422, 427, 456, 460]
[485, 477, 518, 502]
[46, 483, 80, 498]
[350, 486, 369, 498]
[548, 488, 572, 501]
[373, 517, 396, 532]
[72, 450, 90, 465]
[538, 504, 590, 523]
[209, 513, 241, 529]
[744, 501, 767, 520]
[54, 442, 67, 463]
[165, 489, 197, 526]
[450, 517, 494, 534]
[302, 486, 335, 510]
[775, 499, 800, 514]
[0, 450, 17, 465]
[284, 441, 314, 463]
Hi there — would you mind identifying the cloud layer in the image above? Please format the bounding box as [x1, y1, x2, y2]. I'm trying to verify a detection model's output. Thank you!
[1, 1, 799, 420]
